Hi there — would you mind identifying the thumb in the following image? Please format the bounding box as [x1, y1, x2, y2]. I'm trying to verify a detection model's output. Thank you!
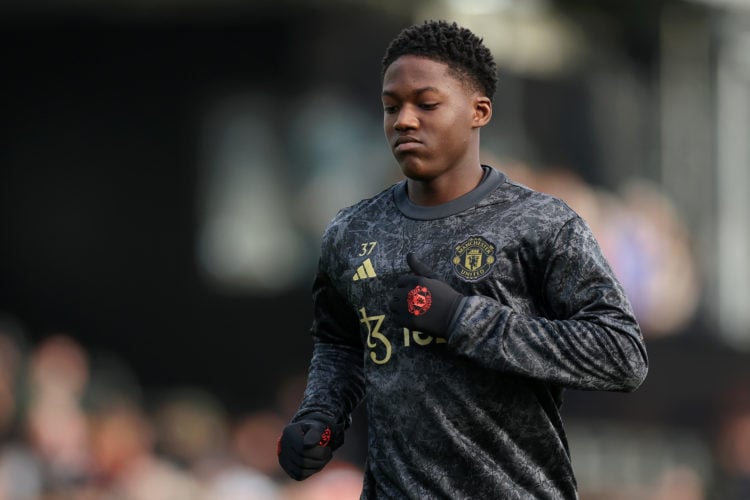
[406, 253, 439, 279]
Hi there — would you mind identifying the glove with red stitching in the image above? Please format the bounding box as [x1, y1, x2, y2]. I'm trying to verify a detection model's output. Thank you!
[389, 253, 466, 336]
[277, 414, 342, 481]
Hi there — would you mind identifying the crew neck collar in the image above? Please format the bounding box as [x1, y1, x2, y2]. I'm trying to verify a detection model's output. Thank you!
[393, 165, 504, 220]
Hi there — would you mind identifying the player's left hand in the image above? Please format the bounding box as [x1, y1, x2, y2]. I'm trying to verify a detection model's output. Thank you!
[389, 253, 466, 336]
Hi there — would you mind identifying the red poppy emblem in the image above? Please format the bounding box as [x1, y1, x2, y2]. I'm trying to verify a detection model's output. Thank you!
[407, 285, 432, 316]
[319, 427, 332, 447]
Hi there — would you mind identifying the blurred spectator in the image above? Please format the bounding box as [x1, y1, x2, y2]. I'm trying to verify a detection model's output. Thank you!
[613, 180, 699, 337]
[85, 397, 202, 499]
[24, 334, 91, 494]
[189, 410, 285, 499]
[152, 387, 230, 471]
[151, 389, 284, 499]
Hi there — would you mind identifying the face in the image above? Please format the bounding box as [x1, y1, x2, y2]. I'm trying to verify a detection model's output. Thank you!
[381, 55, 491, 181]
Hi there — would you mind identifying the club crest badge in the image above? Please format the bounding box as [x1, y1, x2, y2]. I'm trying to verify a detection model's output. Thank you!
[407, 285, 432, 316]
[452, 236, 496, 281]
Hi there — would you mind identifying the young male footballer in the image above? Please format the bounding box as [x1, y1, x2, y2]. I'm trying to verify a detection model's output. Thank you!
[277, 19, 648, 499]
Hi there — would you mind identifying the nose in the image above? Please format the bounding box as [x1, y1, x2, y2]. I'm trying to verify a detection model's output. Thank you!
[394, 105, 418, 131]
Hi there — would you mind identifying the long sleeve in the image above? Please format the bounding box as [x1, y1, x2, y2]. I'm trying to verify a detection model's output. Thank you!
[293, 271, 365, 429]
[448, 215, 648, 392]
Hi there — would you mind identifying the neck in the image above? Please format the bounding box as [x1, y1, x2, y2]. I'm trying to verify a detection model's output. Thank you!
[407, 164, 485, 206]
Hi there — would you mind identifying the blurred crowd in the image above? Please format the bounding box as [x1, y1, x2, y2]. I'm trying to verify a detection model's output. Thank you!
[0, 315, 366, 500]
[2, 312, 749, 500]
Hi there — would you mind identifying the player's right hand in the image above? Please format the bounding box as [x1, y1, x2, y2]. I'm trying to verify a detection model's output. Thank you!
[277, 418, 335, 480]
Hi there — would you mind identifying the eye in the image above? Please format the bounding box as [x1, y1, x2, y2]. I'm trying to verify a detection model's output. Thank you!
[383, 104, 398, 114]
[420, 102, 438, 110]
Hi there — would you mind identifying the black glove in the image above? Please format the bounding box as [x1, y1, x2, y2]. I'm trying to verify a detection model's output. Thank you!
[389, 253, 465, 336]
[277, 414, 341, 481]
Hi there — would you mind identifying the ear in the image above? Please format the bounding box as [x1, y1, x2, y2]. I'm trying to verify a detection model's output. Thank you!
[472, 95, 492, 128]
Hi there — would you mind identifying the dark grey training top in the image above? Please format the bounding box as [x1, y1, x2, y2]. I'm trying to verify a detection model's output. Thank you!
[294, 166, 648, 500]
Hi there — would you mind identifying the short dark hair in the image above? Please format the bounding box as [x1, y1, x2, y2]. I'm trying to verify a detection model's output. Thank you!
[381, 20, 498, 101]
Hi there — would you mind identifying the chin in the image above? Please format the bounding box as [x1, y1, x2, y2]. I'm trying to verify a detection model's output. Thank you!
[398, 159, 434, 181]
[400, 168, 432, 182]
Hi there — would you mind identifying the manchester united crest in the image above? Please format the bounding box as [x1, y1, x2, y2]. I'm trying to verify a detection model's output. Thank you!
[406, 285, 432, 316]
[452, 236, 496, 281]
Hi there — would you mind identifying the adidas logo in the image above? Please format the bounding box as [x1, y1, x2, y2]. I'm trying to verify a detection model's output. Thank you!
[352, 258, 377, 281]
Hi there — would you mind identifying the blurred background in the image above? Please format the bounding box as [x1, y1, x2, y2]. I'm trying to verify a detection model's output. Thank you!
[1, 0, 750, 498]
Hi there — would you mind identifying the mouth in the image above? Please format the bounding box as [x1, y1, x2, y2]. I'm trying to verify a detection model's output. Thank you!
[393, 136, 421, 152]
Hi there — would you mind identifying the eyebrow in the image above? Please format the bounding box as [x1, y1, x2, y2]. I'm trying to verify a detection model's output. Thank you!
[381, 86, 441, 98]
